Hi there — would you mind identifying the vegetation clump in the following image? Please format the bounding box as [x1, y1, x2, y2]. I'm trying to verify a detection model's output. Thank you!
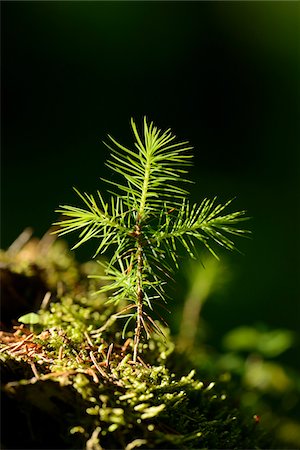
[1, 120, 268, 449]
[1, 236, 265, 449]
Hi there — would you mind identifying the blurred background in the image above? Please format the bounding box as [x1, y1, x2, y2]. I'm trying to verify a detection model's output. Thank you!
[1, 2, 300, 440]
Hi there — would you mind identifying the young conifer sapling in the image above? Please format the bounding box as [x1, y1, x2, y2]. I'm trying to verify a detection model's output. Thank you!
[55, 118, 249, 362]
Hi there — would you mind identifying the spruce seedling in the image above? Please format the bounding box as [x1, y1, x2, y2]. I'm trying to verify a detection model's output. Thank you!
[55, 118, 249, 362]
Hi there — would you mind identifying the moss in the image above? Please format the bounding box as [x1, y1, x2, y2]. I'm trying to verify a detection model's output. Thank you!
[0, 235, 268, 449]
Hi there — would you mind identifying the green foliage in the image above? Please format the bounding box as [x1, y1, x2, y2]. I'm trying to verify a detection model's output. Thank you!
[0, 233, 270, 450]
[18, 312, 40, 325]
[55, 118, 249, 360]
[223, 326, 295, 358]
[2, 353, 263, 450]
[174, 256, 300, 449]
[1, 277, 264, 450]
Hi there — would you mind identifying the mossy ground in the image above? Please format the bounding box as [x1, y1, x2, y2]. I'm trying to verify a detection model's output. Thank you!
[1, 233, 268, 449]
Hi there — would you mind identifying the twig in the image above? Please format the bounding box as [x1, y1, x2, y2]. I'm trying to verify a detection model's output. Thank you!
[13, 324, 32, 335]
[121, 338, 132, 354]
[89, 351, 108, 379]
[84, 331, 94, 348]
[137, 356, 148, 368]
[30, 362, 40, 379]
[38, 229, 57, 254]
[7, 227, 33, 255]
[106, 343, 114, 370]
[3, 333, 34, 353]
[90, 304, 136, 336]
[40, 291, 52, 310]
[76, 354, 83, 364]
[0, 345, 12, 353]
[39, 370, 77, 380]
[133, 233, 144, 363]
[58, 346, 64, 360]
[86, 368, 100, 383]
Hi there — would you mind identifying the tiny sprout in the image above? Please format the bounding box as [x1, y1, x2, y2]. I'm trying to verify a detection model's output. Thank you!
[18, 312, 40, 325]
[55, 118, 249, 362]
[18, 312, 40, 332]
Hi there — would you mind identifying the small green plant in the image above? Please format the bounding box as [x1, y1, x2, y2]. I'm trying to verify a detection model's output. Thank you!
[55, 118, 249, 362]
[18, 312, 40, 332]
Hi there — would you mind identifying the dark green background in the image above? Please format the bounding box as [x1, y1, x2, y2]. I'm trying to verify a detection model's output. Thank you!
[2, 2, 299, 364]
